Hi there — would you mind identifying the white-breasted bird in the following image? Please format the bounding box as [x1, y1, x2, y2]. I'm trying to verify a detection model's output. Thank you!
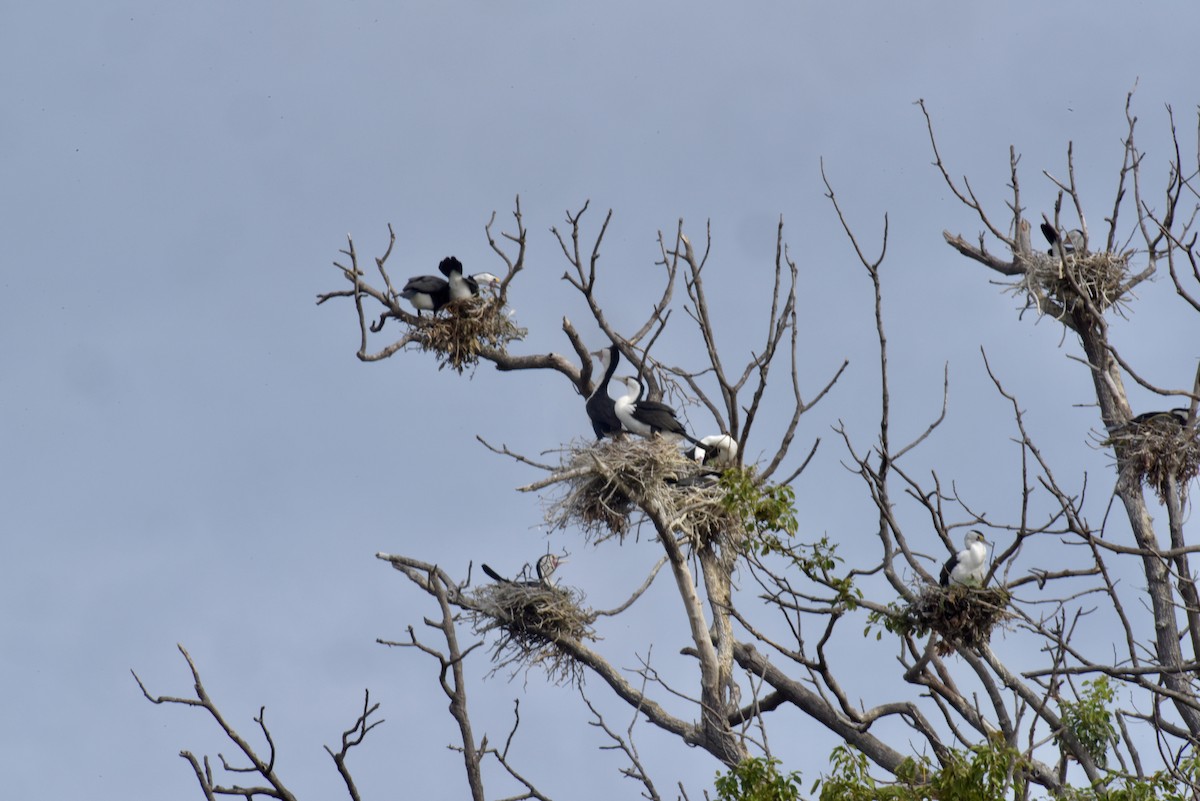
[689, 434, 739, 469]
[400, 274, 451, 316]
[614, 375, 701, 445]
[438, 256, 500, 302]
[939, 530, 991, 587]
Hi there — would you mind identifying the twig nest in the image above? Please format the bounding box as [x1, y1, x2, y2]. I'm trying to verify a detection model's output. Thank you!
[545, 437, 742, 550]
[1104, 416, 1200, 502]
[1013, 251, 1131, 318]
[902, 584, 1012, 656]
[410, 294, 526, 373]
[469, 581, 594, 685]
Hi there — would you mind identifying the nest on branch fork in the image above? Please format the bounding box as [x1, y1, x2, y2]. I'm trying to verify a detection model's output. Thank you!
[543, 437, 743, 551]
[1013, 250, 1131, 319]
[1104, 414, 1200, 503]
[469, 580, 593, 685]
[409, 294, 525, 373]
[901, 584, 1012, 657]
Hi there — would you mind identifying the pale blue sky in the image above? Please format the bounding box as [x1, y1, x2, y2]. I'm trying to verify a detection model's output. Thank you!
[3, 2, 1198, 798]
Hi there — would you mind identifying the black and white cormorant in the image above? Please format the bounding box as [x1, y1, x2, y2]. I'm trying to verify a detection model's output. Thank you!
[1039, 223, 1086, 259]
[585, 344, 623, 441]
[688, 434, 739, 469]
[614, 375, 701, 445]
[939, 530, 991, 588]
[400, 274, 451, 316]
[1128, 407, 1191, 427]
[438, 256, 500, 302]
[481, 554, 566, 588]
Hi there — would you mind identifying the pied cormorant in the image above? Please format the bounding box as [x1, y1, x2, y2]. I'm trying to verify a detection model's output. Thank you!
[689, 434, 739, 469]
[939, 529, 991, 587]
[482, 554, 566, 588]
[400, 274, 451, 316]
[614, 375, 701, 445]
[1039, 223, 1086, 259]
[585, 344, 623, 441]
[439, 256, 499, 302]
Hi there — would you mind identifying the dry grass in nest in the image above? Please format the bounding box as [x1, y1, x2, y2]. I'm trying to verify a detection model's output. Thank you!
[1013, 251, 1131, 318]
[544, 437, 743, 550]
[411, 294, 526, 373]
[900, 584, 1012, 656]
[1104, 417, 1200, 503]
[469, 581, 594, 685]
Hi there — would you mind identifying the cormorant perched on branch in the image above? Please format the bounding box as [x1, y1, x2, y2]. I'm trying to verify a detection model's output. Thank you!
[940, 530, 991, 587]
[585, 344, 623, 441]
[614, 375, 701, 445]
[482, 554, 566, 588]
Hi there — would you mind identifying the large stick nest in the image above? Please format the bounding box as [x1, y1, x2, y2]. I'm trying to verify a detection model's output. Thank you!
[1013, 251, 1131, 318]
[1104, 416, 1200, 502]
[899, 584, 1012, 656]
[409, 293, 526, 373]
[469, 581, 594, 685]
[544, 437, 744, 552]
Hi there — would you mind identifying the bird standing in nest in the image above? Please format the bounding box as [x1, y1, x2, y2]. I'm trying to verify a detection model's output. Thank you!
[439, 256, 499, 301]
[940, 530, 991, 587]
[1039, 222, 1086, 259]
[614, 375, 701, 445]
[585, 344, 624, 441]
[482, 554, 567, 589]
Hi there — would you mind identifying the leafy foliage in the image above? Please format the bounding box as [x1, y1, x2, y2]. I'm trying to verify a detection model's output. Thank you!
[1057, 676, 1117, 768]
[715, 757, 803, 801]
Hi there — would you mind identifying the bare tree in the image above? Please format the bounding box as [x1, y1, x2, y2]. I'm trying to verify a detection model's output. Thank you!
[140, 96, 1200, 799]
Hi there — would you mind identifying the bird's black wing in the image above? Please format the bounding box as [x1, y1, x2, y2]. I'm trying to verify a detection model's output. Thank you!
[939, 554, 958, 587]
[404, 274, 449, 293]
[482, 564, 510, 583]
[1039, 222, 1058, 247]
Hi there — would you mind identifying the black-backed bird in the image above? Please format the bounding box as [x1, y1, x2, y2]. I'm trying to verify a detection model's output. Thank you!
[400, 274, 451, 316]
[482, 554, 566, 588]
[1039, 223, 1086, 259]
[939, 530, 991, 587]
[438, 256, 500, 302]
[689, 434, 739, 468]
[614, 375, 701, 445]
[585, 344, 623, 440]
[1129, 407, 1191, 427]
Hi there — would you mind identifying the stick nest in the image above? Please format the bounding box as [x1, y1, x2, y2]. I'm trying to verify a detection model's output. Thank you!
[544, 437, 743, 551]
[1104, 417, 1200, 503]
[899, 584, 1012, 656]
[409, 294, 526, 373]
[1013, 251, 1131, 318]
[469, 581, 594, 685]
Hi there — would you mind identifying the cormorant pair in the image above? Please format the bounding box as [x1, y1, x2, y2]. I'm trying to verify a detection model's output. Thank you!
[586, 343, 738, 467]
[400, 257, 499, 316]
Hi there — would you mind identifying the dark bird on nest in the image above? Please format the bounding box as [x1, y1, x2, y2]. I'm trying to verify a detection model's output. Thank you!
[1128, 407, 1192, 427]
[688, 434, 739, 469]
[940, 529, 991, 588]
[585, 344, 624, 441]
[614, 375, 702, 445]
[1039, 222, 1086, 259]
[482, 554, 566, 588]
[439, 256, 500, 302]
[400, 273, 451, 316]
